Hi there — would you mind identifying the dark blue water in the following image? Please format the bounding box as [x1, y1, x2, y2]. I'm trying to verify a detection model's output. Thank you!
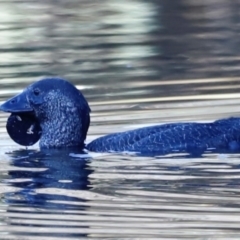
[1, 0, 240, 239]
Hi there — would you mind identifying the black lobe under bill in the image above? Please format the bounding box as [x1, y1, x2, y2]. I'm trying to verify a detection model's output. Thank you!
[6, 112, 42, 146]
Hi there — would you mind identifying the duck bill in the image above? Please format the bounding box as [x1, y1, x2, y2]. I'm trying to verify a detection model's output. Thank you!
[0, 91, 33, 113]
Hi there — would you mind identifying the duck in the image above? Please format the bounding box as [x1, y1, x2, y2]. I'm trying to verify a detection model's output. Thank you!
[1, 77, 240, 155]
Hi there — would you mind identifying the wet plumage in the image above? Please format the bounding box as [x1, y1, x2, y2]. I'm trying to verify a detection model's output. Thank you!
[1, 77, 240, 155]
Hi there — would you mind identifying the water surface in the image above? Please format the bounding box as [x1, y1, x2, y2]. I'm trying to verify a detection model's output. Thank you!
[1, 0, 240, 239]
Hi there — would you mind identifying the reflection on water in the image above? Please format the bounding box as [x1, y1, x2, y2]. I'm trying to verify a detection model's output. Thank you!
[3, 149, 91, 239]
[2, 151, 240, 239]
[1, 0, 240, 239]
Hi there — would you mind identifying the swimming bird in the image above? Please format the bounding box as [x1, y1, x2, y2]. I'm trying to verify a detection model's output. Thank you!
[1, 77, 240, 155]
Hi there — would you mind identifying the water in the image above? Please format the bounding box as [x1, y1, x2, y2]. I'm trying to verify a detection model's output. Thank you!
[1, 0, 240, 239]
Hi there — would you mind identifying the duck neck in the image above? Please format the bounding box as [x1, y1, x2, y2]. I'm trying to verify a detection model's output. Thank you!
[39, 111, 85, 149]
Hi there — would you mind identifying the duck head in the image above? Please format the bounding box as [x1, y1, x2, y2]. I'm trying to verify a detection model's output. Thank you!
[0, 77, 91, 148]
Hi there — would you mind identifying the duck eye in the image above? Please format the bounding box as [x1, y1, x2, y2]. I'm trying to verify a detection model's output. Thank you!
[33, 88, 40, 96]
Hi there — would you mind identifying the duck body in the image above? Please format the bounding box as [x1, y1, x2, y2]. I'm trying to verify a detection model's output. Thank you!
[1, 77, 240, 155]
[87, 118, 240, 154]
